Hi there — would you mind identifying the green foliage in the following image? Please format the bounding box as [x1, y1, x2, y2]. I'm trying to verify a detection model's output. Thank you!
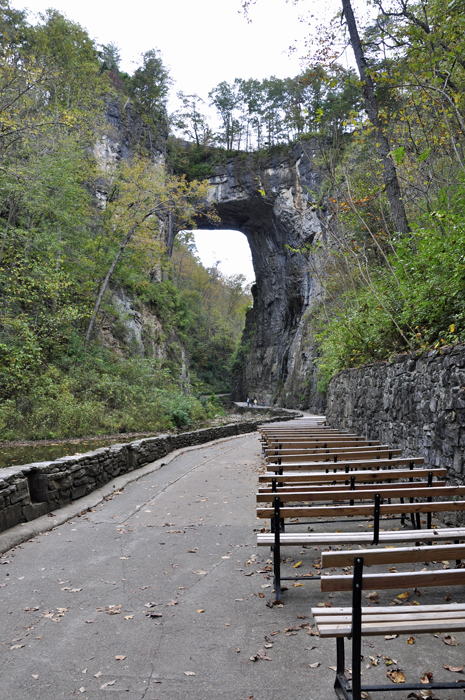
[313, 199, 465, 388]
[170, 234, 252, 393]
[0, 341, 216, 440]
[0, 3, 246, 441]
[166, 138, 232, 181]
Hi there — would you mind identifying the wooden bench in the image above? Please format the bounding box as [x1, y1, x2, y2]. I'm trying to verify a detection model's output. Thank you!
[256, 485, 465, 599]
[267, 448, 403, 465]
[266, 456, 424, 471]
[259, 466, 444, 486]
[312, 544, 465, 700]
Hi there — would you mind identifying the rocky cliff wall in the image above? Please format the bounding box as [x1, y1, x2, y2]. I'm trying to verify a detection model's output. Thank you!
[326, 345, 465, 502]
[97, 106, 327, 410]
[170, 143, 327, 411]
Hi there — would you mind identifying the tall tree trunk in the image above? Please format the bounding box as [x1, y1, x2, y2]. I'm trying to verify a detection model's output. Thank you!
[84, 229, 134, 349]
[341, 0, 410, 234]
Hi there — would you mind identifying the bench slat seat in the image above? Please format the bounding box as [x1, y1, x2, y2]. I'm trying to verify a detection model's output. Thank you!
[259, 466, 441, 483]
[257, 527, 465, 546]
[258, 480, 446, 493]
[268, 449, 403, 464]
[315, 614, 465, 637]
[321, 568, 465, 591]
[257, 499, 465, 518]
[256, 485, 465, 503]
[266, 456, 421, 470]
[321, 543, 465, 567]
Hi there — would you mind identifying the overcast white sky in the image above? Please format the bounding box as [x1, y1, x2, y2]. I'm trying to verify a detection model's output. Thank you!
[12, 0, 346, 284]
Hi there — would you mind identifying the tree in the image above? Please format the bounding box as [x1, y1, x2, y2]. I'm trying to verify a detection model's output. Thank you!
[84, 158, 215, 348]
[341, 0, 410, 234]
[173, 92, 215, 146]
[99, 42, 121, 73]
[209, 80, 242, 149]
[129, 48, 172, 131]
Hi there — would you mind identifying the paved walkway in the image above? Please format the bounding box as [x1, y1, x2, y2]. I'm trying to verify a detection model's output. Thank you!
[1, 433, 464, 699]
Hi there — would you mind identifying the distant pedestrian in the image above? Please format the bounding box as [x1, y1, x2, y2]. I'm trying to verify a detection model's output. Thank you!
[254, 398, 257, 407]
[262, 399, 265, 407]
[246, 397, 250, 407]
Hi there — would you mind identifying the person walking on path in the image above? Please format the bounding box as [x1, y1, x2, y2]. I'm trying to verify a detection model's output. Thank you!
[253, 398, 257, 407]
[246, 397, 250, 407]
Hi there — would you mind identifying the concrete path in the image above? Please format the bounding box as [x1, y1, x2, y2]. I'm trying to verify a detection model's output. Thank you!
[1, 433, 464, 700]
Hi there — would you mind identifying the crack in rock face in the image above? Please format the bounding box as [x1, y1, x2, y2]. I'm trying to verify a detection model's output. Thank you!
[167, 143, 327, 412]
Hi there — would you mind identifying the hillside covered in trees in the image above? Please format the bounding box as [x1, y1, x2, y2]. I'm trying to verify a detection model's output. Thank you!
[1, 0, 464, 438]
[0, 1, 251, 440]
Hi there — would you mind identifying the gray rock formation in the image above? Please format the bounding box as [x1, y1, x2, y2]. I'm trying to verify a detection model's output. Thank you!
[167, 143, 327, 410]
[97, 103, 327, 410]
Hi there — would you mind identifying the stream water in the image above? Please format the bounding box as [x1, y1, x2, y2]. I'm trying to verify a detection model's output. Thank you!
[0, 434, 160, 470]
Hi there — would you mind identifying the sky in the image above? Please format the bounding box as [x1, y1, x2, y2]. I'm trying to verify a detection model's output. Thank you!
[11, 0, 344, 284]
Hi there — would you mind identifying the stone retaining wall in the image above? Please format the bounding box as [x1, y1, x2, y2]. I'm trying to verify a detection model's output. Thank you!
[0, 413, 296, 533]
[326, 344, 465, 511]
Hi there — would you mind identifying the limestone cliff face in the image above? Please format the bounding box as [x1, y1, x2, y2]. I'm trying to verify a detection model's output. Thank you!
[97, 102, 326, 410]
[94, 102, 187, 383]
[170, 143, 327, 411]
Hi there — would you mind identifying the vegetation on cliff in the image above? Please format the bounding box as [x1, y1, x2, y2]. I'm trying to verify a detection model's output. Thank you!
[0, 2, 250, 440]
[299, 0, 465, 390]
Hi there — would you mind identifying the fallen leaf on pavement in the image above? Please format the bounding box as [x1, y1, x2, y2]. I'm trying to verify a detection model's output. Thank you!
[309, 662, 320, 668]
[407, 636, 415, 644]
[115, 655, 126, 660]
[420, 672, 433, 683]
[184, 671, 196, 676]
[387, 670, 406, 683]
[397, 591, 410, 600]
[192, 570, 207, 575]
[197, 609, 205, 613]
[96, 605, 121, 615]
[100, 680, 116, 689]
[293, 561, 302, 568]
[256, 649, 272, 660]
[10, 645, 24, 650]
[385, 634, 397, 640]
[443, 664, 464, 672]
[443, 635, 458, 645]
[166, 600, 178, 606]
[124, 615, 133, 620]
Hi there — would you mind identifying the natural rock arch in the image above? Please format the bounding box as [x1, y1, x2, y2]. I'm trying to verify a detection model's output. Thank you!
[167, 143, 327, 410]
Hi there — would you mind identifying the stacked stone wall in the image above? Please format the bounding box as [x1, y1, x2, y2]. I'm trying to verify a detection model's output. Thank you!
[326, 344, 465, 520]
[0, 412, 296, 533]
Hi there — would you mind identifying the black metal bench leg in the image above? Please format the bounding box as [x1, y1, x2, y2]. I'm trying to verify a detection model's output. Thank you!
[273, 497, 281, 601]
[352, 558, 363, 700]
[334, 638, 347, 700]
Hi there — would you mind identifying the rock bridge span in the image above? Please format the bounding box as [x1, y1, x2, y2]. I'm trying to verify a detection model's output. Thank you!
[168, 143, 326, 410]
